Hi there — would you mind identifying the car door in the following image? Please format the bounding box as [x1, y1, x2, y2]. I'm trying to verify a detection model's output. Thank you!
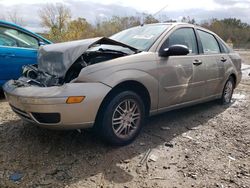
[0, 25, 39, 85]
[196, 29, 225, 97]
[156, 27, 206, 109]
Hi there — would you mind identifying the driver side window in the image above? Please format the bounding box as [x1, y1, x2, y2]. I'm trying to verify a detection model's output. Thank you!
[0, 26, 39, 49]
[162, 28, 198, 54]
[0, 33, 18, 47]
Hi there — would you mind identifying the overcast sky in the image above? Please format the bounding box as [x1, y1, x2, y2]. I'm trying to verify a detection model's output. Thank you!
[2, 0, 249, 12]
[1, 0, 250, 12]
[1, 0, 250, 32]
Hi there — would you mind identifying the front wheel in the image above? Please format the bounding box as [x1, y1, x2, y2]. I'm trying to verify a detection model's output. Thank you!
[99, 91, 145, 146]
[220, 77, 235, 105]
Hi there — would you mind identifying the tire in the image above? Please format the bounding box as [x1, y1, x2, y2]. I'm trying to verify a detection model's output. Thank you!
[220, 76, 235, 105]
[99, 91, 145, 146]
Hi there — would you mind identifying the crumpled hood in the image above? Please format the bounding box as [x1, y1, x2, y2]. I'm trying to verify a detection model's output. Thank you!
[38, 37, 138, 78]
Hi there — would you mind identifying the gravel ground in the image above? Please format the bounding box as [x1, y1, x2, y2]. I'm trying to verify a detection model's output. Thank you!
[0, 52, 249, 188]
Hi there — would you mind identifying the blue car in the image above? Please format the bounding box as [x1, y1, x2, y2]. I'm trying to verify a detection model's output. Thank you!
[0, 20, 51, 86]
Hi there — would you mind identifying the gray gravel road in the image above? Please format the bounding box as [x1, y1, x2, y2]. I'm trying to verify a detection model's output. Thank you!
[0, 53, 249, 188]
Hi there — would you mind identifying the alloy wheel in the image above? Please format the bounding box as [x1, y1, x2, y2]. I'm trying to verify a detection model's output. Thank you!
[112, 99, 141, 138]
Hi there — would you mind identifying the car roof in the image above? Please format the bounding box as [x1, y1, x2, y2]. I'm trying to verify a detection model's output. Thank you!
[0, 20, 52, 44]
[143, 22, 219, 37]
[141, 22, 191, 26]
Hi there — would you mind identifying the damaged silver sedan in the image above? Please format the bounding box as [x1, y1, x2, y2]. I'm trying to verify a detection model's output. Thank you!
[3, 23, 242, 145]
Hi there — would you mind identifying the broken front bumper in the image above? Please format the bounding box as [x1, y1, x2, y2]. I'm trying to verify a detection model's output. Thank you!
[3, 80, 111, 129]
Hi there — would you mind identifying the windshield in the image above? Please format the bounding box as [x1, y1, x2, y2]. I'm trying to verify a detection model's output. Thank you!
[110, 24, 171, 51]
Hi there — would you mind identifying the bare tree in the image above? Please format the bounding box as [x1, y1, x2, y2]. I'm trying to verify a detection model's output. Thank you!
[7, 10, 24, 26]
[0, 9, 24, 26]
[39, 3, 71, 34]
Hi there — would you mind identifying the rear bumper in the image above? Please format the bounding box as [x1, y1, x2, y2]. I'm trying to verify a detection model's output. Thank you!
[3, 80, 111, 129]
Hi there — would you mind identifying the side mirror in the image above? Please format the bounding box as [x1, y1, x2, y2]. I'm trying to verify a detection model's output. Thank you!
[39, 41, 46, 46]
[159, 44, 189, 57]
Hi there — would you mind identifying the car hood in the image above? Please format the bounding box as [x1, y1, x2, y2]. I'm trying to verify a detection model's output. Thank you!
[38, 37, 138, 78]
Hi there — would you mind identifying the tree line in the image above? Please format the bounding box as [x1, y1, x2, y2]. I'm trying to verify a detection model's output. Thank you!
[202, 18, 250, 49]
[3, 3, 250, 48]
[39, 4, 159, 42]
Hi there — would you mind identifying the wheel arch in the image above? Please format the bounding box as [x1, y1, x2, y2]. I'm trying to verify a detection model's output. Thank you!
[94, 80, 151, 125]
[229, 73, 237, 88]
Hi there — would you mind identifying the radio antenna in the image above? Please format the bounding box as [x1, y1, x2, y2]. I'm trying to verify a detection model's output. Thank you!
[141, 4, 168, 25]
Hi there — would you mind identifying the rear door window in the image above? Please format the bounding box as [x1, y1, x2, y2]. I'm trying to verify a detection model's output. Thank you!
[197, 30, 220, 54]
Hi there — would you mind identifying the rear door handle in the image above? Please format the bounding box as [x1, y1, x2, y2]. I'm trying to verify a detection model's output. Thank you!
[193, 59, 202, 66]
[221, 57, 227, 62]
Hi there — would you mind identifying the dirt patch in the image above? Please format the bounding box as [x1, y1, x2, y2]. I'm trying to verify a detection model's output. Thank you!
[0, 67, 250, 188]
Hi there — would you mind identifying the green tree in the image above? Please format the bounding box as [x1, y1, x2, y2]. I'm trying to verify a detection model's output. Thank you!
[143, 14, 159, 24]
[201, 18, 250, 48]
[96, 16, 141, 37]
[64, 18, 95, 41]
[181, 16, 196, 24]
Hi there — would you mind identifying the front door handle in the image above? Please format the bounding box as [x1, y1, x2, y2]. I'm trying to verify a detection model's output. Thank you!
[221, 57, 227, 62]
[193, 59, 202, 66]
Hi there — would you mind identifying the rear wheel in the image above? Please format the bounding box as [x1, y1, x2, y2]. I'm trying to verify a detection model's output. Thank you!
[99, 91, 145, 146]
[220, 76, 235, 105]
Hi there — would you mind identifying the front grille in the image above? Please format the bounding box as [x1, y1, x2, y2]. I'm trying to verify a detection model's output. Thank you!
[10, 105, 33, 121]
[32, 113, 61, 124]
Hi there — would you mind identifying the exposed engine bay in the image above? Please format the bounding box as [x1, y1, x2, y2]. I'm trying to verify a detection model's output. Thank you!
[22, 49, 129, 87]
[17, 37, 139, 87]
